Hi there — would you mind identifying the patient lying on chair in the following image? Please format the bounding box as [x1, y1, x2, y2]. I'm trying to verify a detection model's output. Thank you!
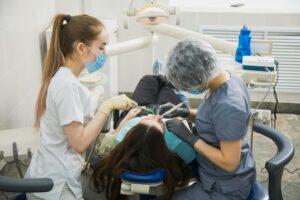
[92, 75, 196, 200]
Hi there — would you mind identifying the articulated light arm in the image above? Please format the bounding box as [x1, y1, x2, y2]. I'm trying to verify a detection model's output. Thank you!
[106, 34, 155, 57]
[147, 23, 237, 55]
[106, 24, 237, 57]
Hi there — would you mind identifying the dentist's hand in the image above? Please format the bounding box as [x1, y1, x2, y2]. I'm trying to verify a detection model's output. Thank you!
[97, 94, 137, 116]
[158, 102, 190, 118]
[166, 119, 198, 147]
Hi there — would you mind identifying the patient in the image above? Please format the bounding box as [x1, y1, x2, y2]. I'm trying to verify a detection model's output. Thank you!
[92, 75, 196, 199]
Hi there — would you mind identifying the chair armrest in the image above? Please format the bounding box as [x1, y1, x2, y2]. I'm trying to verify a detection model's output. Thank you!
[0, 175, 53, 193]
[121, 169, 166, 184]
[253, 122, 295, 200]
[120, 169, 166, 196]
[253, 123, 295, 171]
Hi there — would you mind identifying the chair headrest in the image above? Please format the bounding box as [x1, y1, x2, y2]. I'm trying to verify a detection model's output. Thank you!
[121, 169, 166, 184]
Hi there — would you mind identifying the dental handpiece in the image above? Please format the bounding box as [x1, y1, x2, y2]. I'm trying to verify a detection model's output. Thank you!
[161, 101, 189, 118]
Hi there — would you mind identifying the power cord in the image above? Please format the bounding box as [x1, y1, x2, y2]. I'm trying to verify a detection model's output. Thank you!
[255, 84, 272, 110]
[259, 165, 300, 183]
[272, 60, 279, 129]
[260, 167, 269, 184]
[250, 68, 273, 150]
[256, 60, 300, 181]
[270, 61, 300, 174]
[284, 167, 300, 174]
[254, 67, 273, 110]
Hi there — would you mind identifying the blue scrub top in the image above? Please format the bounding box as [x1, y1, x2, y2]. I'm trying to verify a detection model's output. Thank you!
[195, 74, 256, 194]
[116, 116, 197, 164]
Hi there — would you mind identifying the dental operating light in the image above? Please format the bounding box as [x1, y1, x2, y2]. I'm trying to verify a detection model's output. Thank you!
[125, 0, 177, 27]
[136, 6, 169, 25]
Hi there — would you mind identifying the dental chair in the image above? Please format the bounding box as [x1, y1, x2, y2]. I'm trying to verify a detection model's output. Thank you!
[0, 141, 54, 200]
[121, 169, 167, 200]
[117, 119, 294, 200]
[0, 176, 53, 200]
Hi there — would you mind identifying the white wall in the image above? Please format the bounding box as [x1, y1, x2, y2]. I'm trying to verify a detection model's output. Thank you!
[0, 0, 55, 130]
[55, 0, 82, 15]
[1, 0, 300, 130]
[169, 0, 300, 13]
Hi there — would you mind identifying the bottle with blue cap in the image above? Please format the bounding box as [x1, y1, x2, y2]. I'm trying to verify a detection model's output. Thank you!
[235, 25, 252, 63]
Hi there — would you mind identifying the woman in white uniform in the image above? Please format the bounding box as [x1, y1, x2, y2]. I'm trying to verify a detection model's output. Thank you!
[25, 14, 136, 200]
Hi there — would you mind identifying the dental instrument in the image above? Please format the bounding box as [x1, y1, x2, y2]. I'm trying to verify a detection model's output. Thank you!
[161, 101, 188, 118]
[131, 105, 155, 114]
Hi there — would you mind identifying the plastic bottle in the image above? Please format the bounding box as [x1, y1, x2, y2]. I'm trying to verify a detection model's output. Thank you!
[235, 25, 252, 63]
[152, 59, 165, 75]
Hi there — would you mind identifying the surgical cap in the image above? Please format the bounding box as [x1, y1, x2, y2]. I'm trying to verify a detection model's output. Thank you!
[166, 38, 220, 91]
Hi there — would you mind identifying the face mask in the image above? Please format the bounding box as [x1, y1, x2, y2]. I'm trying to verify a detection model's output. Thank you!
[85, 46, 107, 73]
[189, 86, 208, 94]
[188, 82, 208, 94]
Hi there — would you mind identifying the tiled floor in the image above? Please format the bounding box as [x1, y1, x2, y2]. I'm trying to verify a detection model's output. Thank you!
[1, 114, 299, 200]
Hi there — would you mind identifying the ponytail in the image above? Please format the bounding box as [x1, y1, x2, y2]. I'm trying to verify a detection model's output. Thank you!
[34, 14, 104, 127]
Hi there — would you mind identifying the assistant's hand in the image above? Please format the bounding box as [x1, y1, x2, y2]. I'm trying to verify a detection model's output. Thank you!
[157, 102, 190, 118]
[166, 119, 198, 147]
[97, 94, 137, 116]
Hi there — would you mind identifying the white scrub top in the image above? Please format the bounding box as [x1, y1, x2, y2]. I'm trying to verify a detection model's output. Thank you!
[25, 67, 92, 200]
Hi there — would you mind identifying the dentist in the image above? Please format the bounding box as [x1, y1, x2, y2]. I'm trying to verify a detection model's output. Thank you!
[159, 38, 256, 200]
[26, 14, 136, 200]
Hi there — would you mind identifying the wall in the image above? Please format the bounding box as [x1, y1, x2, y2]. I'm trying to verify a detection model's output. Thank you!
[0, 0, 55, 130]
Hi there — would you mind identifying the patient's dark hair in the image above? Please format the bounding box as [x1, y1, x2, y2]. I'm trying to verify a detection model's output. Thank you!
[92, 123, 190, 200]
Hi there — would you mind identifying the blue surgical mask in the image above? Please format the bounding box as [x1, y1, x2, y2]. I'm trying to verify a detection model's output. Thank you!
[188, 87, 206, 94]
[188, 82, 208, 94]
[85, 46, 107, 73]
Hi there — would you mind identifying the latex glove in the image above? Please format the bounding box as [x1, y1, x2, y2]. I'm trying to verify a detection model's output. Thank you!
[166, 119, 198, 147]
[97, 94, 137, 116]
[157, 102, 190, 118]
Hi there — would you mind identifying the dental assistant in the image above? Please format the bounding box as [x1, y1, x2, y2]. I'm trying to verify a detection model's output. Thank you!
[25, 14, 136, 200]
[159, 38, 256, 199]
